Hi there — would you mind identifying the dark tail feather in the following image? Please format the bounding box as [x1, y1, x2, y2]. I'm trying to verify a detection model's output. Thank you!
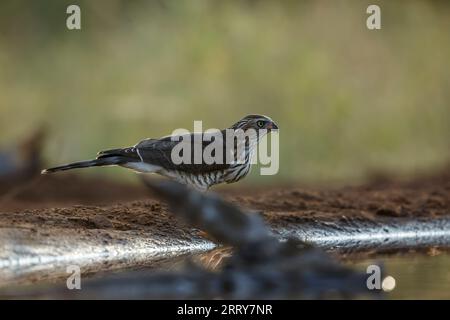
[41, 156, 125, 174]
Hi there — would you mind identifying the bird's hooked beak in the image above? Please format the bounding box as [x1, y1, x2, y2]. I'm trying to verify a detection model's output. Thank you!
[267, 121, 279, 131]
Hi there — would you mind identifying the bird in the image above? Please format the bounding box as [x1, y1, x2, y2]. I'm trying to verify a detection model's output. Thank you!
[42, 115, 278, 191]
[0, 127, 46, 181]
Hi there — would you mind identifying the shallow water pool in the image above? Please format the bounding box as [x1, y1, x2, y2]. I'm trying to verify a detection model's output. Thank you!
[350, 253, 450, 299]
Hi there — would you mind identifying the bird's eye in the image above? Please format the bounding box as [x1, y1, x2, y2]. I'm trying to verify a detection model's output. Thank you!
[256, 120, 265, 128]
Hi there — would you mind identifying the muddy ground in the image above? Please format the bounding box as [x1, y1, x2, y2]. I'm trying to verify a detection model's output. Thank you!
[0, 167, 448, 229]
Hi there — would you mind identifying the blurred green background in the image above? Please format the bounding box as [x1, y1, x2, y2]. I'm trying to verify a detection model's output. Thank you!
[0, 0, 449, 184]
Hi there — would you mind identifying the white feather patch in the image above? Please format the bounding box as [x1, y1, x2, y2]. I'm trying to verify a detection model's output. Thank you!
[122, 162, 161, 173]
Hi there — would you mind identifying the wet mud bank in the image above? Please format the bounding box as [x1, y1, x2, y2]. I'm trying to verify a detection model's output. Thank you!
[0, 169, 449, 287]
[0, 212, 448, 287]
[268, 215, 450, 252]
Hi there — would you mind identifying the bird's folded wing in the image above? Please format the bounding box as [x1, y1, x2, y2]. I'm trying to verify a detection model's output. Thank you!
[134, 133, 232, 174]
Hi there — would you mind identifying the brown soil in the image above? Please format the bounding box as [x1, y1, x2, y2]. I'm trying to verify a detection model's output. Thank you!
[232, 169, 450, 220]
[0, 174, 150, 211]
[0, 168, 448, 232]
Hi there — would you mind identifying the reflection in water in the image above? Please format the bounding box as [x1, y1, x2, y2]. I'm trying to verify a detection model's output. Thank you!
[2, 247, 448, 299]
[195, 248, 450, 299]
[351, 253, 450, 299]
[195, 247, 233, 270]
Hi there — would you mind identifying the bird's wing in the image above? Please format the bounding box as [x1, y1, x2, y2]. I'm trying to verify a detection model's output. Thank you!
[133, 132, 232, 174]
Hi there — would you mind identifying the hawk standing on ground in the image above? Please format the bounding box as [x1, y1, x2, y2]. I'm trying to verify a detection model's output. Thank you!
[42, 115, 278, 191]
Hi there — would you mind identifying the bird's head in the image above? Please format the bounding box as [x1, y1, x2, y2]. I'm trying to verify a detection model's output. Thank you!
[230, 114, 279, 132]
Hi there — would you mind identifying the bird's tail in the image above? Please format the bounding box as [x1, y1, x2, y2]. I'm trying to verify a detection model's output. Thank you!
[41, 156, 126, 174]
